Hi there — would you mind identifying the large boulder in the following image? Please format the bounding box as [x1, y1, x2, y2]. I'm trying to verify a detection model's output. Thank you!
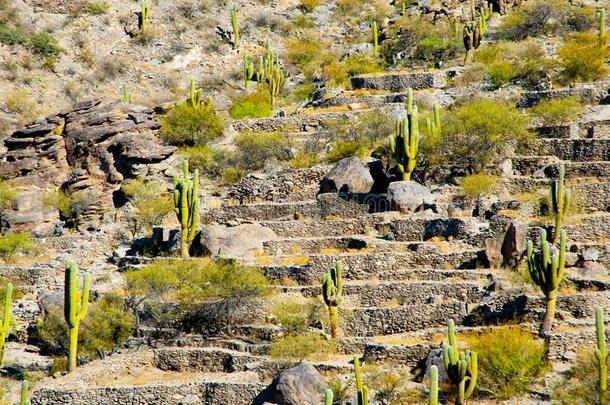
[274, 363, 327, 405]
[485, 220, 527, 268]
[386, 181, 435, 213]
[319, 157, 374, 194]
[194, 223, 277, 258]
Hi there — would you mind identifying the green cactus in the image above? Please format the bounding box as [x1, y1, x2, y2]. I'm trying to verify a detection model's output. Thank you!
[21, 380, 29, 405]
[550, 164, 571, 244]
[442, 319, 478, 405]
[527, 228, 567, 335]
[426, 103, 442, 136]
[598, 8, 608, 47]
[596, 307, 608, 402]
[268, 65, 285, 106]
[253, 41, 285, 105]
[389, 88, 419, 181]
[401, 0, 406, 16]
[120, 84, 132, 104]
[354, 355, 369, 405]
[140, 0, 151, 33]
[231, 5, 239, 49]
[189, 79, 203, 109]
[173, 160, 200, 258]
[372, 21, 379, 56]
[322, 261, 343, 339]
[243, 55, 254, 89]
[0, 282, 12, 366]
[429, 365, 438, 405]
[325, 388, 334, 405]
[64, 261, 91, 372]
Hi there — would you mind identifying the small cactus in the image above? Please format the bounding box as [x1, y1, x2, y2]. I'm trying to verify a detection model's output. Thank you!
[325, 388, 334, 405]
[120, 84, 132, 103]
[21, 380, 30, 405]
[64, 261, 91, 372]
[173, 160, 200, 258]
[243, 55, 254, 89]
[372, 21, 379, 56]
[322, 261, 343, 339]
[140, 0, 151, 33]
[0, 283, 12, 366]
[550, 164, 571, 243]
[442, 319, 478, 405]
[354, 355, 369, 405]
[596, 307, 608, 402]
[231, 5, 239, 49]
[598, 8, 608, 47]
[389, 88, 419, 181]
[429, 365, 438, 405]
[527, 228, 567, 335]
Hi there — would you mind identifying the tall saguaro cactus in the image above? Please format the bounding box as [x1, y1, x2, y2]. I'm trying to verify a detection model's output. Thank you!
[596, 307, 609, 402]
[322, 261, 343, 339]
[243, 55, 254, 89]
[21, 380, 30, 405]
[598, 8, 608, 47]
[325, 388, 334, 405]
[442, 319, 478, 405]
[372, 21, 379, 56]
[140, 0, 151, 33]
[550, 164, 571, 243]
[429, 365, 439, 405]
[389, 88, 419, 181]
[354, 355, 369, 405]
[527, 228, 567, 335]
[0, 282, 12, 366]
[173, 160, 200, 258]
[231, 5, 239, 49]
[64, 261, 91, 372]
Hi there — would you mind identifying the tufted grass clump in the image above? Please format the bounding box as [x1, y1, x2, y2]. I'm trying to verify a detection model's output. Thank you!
[529, 96, 585, 126]
[161, 101, 224, 146]
[30, 32, 63, 56]
[467, 327, 548, 400]
[460, 173, 498, 201]
[85, 1, 110, 15]
[229, 91, 273, 119]
[269, 332, 334, 361]
[299, 0, 320, 12]
[0, 233, 33, 263]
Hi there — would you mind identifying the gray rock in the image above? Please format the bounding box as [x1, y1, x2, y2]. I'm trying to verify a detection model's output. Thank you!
[423, 348, 451, 386]
[274, 363, 327, 405]
[583, 248, 600, 262]
[193, 223, 277, 258]
[319, 157, 374, 194]
[386, 181, 435, 213]
[562, 350, 577, 361]
[579, 261, 607, 277]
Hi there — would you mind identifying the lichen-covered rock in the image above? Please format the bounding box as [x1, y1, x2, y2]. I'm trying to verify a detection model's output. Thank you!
[386, 181, 435, 213]
[274, 363, 327, 405]
[194, 223, 278, 258]
[319, 157, 374, 194]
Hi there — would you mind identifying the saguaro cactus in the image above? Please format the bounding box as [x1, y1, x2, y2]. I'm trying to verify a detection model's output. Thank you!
[121, 84, 132, 103]
[140, 0, 151, 33]
[231, 5, 239, 49]
[389, 88, 419, 181]
[527, 228, 567, 335]
[550, 164, 571, 243]
[598, 8, 608, 47]
[0, 282, 12, 366]
[322, 261, 343, 339]
[64, 261, 91, 372]
[442, 319, 478, 405]
[243, 55, 254, 89]
[429, 365, 438, 405]
[354, 355, 369, 405]
[325, 388, 334, 405]
[173, 160, 200, 258]
[372, 21, 379, 56]
[596, 307, 608, 402]
[21, 380, 29, 405]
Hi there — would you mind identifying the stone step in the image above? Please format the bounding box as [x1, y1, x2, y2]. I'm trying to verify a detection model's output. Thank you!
[529, 138, 610, 162]
[350, 70, 449, 92]
[282, 279, 486, 307]
[256, 248, 485, 284]
[511, 156, 610, 178]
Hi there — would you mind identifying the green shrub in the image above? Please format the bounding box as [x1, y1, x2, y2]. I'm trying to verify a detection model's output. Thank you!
[160, 101, 224, 146]
[0, 233, 33, 263]
[552, 349, 610, 404]
[289, 150, 320, 169]
[460, 173, 498, 201]
[529, 96, 585, 125]
[327, 377, 353, 403]
[299, 0, 320, 12]
[486, 61, 517, 88]
[121, 179, 173, 236]
[0, 181, 17, 210]
[85, 1, 110, 15]
[440, 98, 532, 172]
[366, 369, 424, 404]
[558, 31, 609, 83]
[468, 327, 548, 399]
[326, 140, 371, 163]
[229, 91, 273, 119]
[179, 145, 232, 179]
[272, 297, 323, 334]
[343, 54, 386, 76]
[498, 0, 568, 40]
[286, 34, 338, 81]
[269, 332, 334, 361]
[233, 132, 293, 171]
[42, 189, 90, 221]
[0, 23, 26, 45]
[4, 89, 39, 123]
[29, 32, 63, 56]
[221, 167, 246, 184]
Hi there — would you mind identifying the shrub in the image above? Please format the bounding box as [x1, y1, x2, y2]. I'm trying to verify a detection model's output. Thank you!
[121, 179, 173, 236]
[289, 150, 320, 169]
[327, 377, 353, 403]
[529, 96, 585, 125]
[29, 32, 63, 56]
[272, 297, 323, 334]
[299, 0, 320, 12]
[4, 89, 39, 123]
[486, 61, 516, 88]
[558, 31, 609, 83]
[460, 173, 498, 201]
[468, 328, 548, 399]
[326, 140, 371, 163]
[221, 167, 245, 184]
[343, 54, 386, 76]
[269, 332, 334, 361]
[233, 132, 293, 171]
[0, 181, 17, 210]
[85, 1, 110, 15]
[229, 91, 273, 119]
[552, 349, 610, 404]
[42, 189, 90, 222]
[440, 98, 532, 172]
[0, 233, 33, 263]
[160, 101, 224, 146]
[0, 23, 26, 45]
[285, 33, 338, 81]
[179, 145, 232, 179]
[498, 0, 568, 40]
[366, 369, 424, 404]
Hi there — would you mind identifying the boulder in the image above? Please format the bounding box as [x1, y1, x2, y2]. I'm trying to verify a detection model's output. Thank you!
[485, 220, 527, 268]
[319, 157, 374, 194]
[194, 223, 277, 258]
[274, 363, 327, 405]
[386, 181, 434, 213]
[579, 261, 607, 277]
[423, 348, 451, 386]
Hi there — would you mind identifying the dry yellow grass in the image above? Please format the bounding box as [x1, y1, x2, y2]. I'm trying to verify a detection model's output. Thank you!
[301, 105, 353, 115]
[379, 299, 401, 308]
[319, 247, 341, 255]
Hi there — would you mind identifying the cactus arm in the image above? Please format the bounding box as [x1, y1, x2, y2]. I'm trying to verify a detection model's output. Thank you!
[596, 307, 608, 396]
[372, 21, 378, 56]
[429, 365, 438, 405]
[231, 6, 239, 49]
[21, 380, 29, 405]
[64, 261, 77, 328]
[0, 283, 12, 365]
[78, 272, 91, 320]
[325, 388, 333, 405]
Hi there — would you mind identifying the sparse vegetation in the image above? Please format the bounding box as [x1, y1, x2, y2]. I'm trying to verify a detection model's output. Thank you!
[269, 332, 334, 361]
[233, 131, 293, 171]
[121, 178, 173, 236]
[0, 233, 33, 263]
[229, 91, 273, 119]
[529, 96, 585, 125]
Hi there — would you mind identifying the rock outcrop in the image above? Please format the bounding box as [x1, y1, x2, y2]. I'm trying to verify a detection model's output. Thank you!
[0, 99, 177, 234]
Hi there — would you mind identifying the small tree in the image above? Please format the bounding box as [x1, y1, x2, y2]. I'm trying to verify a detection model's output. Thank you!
[460, 173, 498, 216]
[121, 178, 173, 236]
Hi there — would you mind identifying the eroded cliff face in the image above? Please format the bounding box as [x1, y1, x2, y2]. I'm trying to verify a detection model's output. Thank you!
[0, 98, 177, 234]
